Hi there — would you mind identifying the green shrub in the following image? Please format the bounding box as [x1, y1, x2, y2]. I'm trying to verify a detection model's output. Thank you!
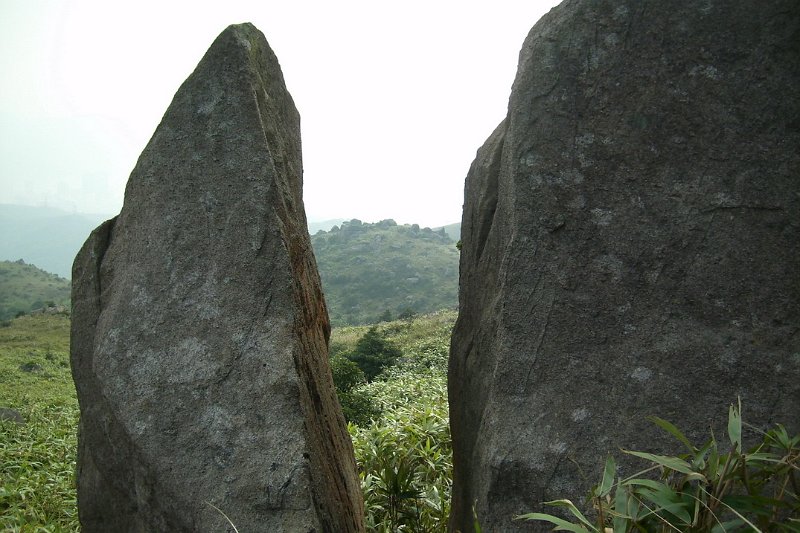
[346, 326, 403, 381]
[518, 400, 799, 532]
[339, 389, 382, 427]
[330, 355, 380, 426]
[331, 355, 367, 392]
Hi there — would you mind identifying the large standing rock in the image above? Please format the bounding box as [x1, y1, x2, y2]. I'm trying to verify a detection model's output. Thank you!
[449, 1, 800, 530]
[71, 23, 363, 532]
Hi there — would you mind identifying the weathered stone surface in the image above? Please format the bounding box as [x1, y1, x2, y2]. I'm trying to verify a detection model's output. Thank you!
[449, 1, 800, 530]
[71, 23, 363, 532]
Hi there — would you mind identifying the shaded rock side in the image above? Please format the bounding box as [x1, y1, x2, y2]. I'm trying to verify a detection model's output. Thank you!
[449, 1, 800, 531]
[71, 23, 363, 532]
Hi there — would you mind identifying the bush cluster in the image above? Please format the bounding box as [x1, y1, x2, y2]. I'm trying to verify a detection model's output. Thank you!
[350, 368, 451, 532]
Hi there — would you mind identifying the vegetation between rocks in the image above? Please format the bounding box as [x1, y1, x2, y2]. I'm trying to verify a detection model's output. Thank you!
[331, 310, 455, 532]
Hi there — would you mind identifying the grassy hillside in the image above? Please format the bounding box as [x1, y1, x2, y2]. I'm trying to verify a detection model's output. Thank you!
[312, 219, 459, 326]
[0, 260, 71, 321]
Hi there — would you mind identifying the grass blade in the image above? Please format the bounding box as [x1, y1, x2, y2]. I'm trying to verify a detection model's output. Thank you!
[205, 501, 239, 533]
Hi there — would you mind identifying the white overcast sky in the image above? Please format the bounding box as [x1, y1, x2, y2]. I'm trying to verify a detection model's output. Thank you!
[1, 0, 560, 228]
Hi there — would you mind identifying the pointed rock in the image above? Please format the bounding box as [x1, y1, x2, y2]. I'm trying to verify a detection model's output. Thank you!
[449, 1, 800, 530]
[71, 23, 363, 532]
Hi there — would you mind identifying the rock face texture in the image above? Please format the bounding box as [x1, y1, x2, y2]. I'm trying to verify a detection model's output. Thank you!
[449, 1, 800, 530]
[71, 24, 363, 532]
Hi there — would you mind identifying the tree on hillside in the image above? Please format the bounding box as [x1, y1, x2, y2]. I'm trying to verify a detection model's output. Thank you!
[330, 354, 380, 425]
[346, 327, 402, 381]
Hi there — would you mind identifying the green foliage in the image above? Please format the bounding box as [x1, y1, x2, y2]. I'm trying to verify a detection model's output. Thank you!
[346, 326, 403, 381]
[329, 309, 455, 364]
[331, 355, 368, 392]
[518, 401, 800, 532]
[398, 308, 418, 321]
[340, 389, 382, 428]
[0, 314, 74, 403]
[0, 314, 79, 531]
[330, 355, 381, 426]
[0, 260, 71, 321]
[350, 368, 452, 532]
[311, 219, 459, 326]
[329, 309, 453, 432]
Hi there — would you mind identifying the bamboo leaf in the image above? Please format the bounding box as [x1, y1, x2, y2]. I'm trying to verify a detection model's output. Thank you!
[623, 478, 668, 491]
[598, 456, 616, 498]
[722, 494, 789, 516]
[635, 488, 692, 525]
[683, 472, 708, 483]
[648, 416, 696, 453]
[613, 483, 631, 533]
[622, 450, 696, 475]
[544, 499, 597, 530]
[728, 399, 742, 452]
[710, 519, 744, 533]
[515, 512, 593, 533]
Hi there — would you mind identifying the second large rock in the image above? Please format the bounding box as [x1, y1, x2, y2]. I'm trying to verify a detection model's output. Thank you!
[449, 1, 800, 531]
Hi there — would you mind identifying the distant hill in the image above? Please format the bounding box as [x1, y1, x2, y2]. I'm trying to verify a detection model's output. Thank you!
[0, 204, 109, 279]
[0, 260, 70, 321]
[311, 219, 459, 326]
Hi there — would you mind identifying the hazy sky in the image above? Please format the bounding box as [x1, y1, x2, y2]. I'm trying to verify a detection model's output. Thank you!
[1, 0, 560, 227]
